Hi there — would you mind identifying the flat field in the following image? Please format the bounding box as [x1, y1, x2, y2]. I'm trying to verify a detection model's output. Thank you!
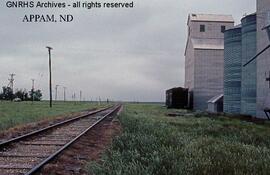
[0, 101, 108, 131]
[88, 103, 270, 175]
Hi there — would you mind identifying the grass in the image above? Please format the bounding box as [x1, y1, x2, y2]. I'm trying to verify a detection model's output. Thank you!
[87, 104, 270, 175]
[0, 101, 109, 131]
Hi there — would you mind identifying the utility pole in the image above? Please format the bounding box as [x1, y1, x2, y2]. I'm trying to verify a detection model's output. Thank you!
[8, 73, 15, 92]
[63, 87, 67, 102]
[55, 85, 60, 101]
[80, 90, 82, 102]
[31, 79, 35, 103]
[46, 46, 53, 108]
[8, 73, 15, 101]
[73, 93, 76, 104]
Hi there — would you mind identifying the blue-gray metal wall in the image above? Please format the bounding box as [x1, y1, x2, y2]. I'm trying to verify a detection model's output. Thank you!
[224, 26, 242, 114]
[241, 14, 257, 116]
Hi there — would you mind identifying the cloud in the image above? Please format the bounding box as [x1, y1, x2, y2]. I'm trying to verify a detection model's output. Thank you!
[0, 0, 255, 101]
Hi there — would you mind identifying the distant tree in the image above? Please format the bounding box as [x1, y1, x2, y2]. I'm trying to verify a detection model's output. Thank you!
[29, 89, 42, 101]
[0, 86, 14, 101]
[0, 87, 43, 102]
[14, 89, 29, 101]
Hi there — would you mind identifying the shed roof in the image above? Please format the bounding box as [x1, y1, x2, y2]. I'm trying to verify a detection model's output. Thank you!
[208, 94, 224, 103]
[191, 38, 224, 50]
[189, 14, 234, 23]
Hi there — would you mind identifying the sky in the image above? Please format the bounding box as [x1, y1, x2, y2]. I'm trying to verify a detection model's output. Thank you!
[0, 0, 255, 102]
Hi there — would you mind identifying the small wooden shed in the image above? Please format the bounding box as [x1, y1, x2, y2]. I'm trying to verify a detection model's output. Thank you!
[207, 94, 224, 113]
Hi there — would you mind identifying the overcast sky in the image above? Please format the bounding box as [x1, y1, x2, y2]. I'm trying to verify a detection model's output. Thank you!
[0, 0, 255, 102]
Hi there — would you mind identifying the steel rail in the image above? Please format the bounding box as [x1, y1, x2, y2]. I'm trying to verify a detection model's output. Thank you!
[0, 105, 113, 148]
[26, 105, 121, 175]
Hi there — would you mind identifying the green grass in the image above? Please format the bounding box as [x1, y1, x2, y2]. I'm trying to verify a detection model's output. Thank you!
[0, 101, 109, 131]
[87, 104, 270, 175]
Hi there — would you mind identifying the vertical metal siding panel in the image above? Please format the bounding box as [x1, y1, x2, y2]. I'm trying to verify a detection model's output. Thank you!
[241, 14, 257, 116]
[194, 49, 224, 110]
[224, 27, 242, 114]
[256, 0, 270, 118]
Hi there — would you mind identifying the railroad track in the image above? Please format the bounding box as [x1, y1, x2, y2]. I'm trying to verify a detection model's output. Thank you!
[0, 105, 121, 175]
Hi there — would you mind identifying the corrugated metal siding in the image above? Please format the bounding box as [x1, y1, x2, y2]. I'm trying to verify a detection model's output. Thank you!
[241, 14, 257, 116]
[256, 0, 270, 119]
[224, 27, 242, 114]
[185, 14, 234, 111]
[185, 39, 195, 90]
[194, 49, 224, 110]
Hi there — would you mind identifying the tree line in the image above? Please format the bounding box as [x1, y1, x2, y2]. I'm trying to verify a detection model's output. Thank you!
[0, 86, 42, 101]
